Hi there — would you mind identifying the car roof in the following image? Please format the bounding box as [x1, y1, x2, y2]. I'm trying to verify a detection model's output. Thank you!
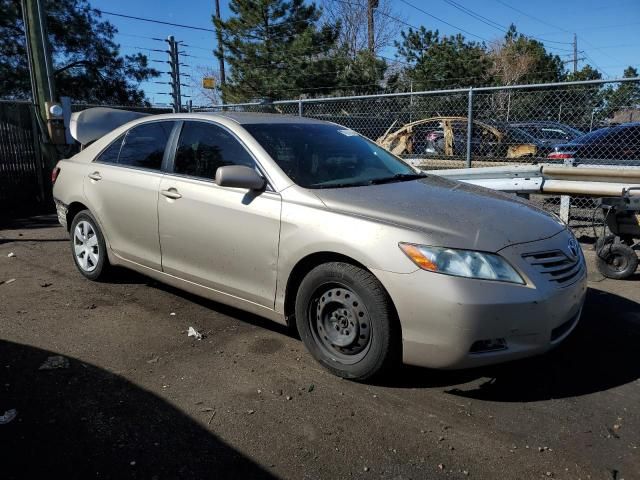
[509, 121, 568, 127]
[160, 111, 329, 125]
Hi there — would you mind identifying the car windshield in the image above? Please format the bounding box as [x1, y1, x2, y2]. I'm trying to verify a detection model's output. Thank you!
[243, 123, 420, 188]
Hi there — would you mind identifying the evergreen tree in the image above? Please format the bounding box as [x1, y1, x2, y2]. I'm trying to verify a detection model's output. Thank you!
[394, 28, 491, 90]
[214, 0, 344, 102]
[604, 67, 640, 113]
[0, 0, 158, 104]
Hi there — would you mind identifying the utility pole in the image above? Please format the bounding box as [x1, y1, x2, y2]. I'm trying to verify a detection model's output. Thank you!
[214, 0, 225, 85]
[21, 0, 65, 146]
[166, 36, 181, 112]
[573, 33, 578, 74]
[160, 36, 190, 112]
[367, 0, 378, 53]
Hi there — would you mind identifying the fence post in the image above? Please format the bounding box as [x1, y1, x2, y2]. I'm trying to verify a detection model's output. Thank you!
[298, 98, 303, 117]
[29, 103, 46, 204]
[409, 80, 413, 123]
[559, 157, 575, 224]
[466, 87, 474, 168]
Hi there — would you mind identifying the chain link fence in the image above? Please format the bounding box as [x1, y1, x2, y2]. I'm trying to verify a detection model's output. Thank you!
[206, 78, 640, 239]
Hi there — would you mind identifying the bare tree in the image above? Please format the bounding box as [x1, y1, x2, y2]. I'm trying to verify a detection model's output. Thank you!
[322, 0, 404, 57]
[488, 38, 535, 86]
[190, 66, 222, 106]
[486, 37, 536, 119]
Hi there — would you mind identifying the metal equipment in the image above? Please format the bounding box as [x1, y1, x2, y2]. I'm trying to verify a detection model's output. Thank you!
[594, 187, 640, 279]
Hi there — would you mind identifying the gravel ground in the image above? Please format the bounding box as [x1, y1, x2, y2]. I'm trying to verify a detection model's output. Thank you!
[1, 215, 639, 480]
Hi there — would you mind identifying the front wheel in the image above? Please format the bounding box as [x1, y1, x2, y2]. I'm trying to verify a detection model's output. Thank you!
[69, 210, 110, 281]
[295, 262, 400, 381]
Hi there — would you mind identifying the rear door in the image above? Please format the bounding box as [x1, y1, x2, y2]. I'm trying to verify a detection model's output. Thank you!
[157, 120, 281, 308]
[84, 120, 175, 269]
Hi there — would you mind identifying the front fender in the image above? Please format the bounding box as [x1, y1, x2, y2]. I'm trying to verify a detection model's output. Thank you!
[274, 200, 423, 313]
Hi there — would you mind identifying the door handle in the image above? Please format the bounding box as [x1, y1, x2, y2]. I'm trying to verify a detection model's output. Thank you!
[88, 172, 102, 181]
[161, 188, 182, 200]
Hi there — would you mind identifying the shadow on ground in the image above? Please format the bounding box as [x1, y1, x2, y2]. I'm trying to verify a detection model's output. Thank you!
[0, 340, 275, 480]
[143, 277, 640, 402]
[0, 215, 67, 244]
[385, 287, 640, 401]
[0, 214, 60, 230]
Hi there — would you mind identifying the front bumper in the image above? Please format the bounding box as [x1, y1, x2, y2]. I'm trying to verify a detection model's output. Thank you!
[373, 231, 587, 369]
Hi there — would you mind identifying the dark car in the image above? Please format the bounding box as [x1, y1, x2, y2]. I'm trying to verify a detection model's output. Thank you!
[509, 121, 584, 147]
[548, 123, 640, 165]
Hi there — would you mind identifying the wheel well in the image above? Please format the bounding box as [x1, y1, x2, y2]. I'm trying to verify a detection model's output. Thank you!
[283, 252, 398, 331]
[65, 202, 88, 231]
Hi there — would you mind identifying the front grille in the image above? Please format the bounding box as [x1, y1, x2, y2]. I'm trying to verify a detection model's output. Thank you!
[522, 250, 583, 286]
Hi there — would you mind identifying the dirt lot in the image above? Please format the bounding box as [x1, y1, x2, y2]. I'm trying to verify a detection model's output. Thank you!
[1, 215, 639, 480]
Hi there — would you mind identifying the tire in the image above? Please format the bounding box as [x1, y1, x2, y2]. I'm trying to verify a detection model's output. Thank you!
[294, 262, 400, 381]
[596, 236, 638, 280]
[69, 210, 110, 281]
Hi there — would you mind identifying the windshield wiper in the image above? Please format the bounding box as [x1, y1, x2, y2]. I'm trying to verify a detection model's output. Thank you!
[308, 181, 371, 189]
[367, 173, 427, 185]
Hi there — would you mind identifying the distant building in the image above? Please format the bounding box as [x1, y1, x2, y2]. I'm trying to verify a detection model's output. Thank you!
[609, 108, 640, 124]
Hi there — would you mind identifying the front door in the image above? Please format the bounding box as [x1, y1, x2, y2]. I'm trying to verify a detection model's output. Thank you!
[157, 120, 281, 308]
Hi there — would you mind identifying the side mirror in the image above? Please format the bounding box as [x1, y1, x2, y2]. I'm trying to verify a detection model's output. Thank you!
[215, 165, 266, 190]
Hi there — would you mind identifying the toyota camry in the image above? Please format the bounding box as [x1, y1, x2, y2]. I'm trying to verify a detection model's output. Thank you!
[52, 110, 587, 381]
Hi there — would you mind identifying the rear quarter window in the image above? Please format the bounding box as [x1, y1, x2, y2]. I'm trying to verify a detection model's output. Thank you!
[118, 122, 174, 170]
[95, 135, 124, 164]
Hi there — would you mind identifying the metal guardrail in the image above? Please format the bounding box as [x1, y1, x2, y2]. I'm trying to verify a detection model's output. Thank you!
[428, 165, 640, 225]
[427, 165, 640, 196]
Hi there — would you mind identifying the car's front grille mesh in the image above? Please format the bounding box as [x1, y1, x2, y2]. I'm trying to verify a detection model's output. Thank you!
[522, 250, 583, 286]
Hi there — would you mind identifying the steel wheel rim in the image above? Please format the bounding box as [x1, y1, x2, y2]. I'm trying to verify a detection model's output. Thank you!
[73, 220, 99, 272]
[607, 253, 628, 272]
[308, 284, 372, 365]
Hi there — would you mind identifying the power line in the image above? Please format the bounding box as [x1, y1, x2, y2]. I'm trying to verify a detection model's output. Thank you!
[490, 0, 627, 70]
[443, 0, 506, 33]
[96, 9, 216, 33]
[442, 0, 573, 46]
[535, 21, 640, 36]
[492, 0, 571, 34]
[398, 0, 490, 42]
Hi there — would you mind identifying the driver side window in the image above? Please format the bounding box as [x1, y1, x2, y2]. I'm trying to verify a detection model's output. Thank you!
[173, 121, 255, 180]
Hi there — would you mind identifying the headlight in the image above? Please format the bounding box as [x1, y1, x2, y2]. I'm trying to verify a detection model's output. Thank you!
[399, 243, 525, 284]
[549, 211, 566, 226]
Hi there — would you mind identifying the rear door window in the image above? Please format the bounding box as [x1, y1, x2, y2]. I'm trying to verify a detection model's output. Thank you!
[117, 121, 174, 170]
[173, 121, 255, 180]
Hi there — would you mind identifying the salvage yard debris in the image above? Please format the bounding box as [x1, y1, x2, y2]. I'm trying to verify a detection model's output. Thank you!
[187, 326, 203, 340]
[38, 355, 70, 370]
[376, 116, 538, 159]
[0, 409, 17, 425]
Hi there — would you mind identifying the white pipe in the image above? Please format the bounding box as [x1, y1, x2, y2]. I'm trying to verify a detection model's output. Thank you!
[542, 180, 640, 196]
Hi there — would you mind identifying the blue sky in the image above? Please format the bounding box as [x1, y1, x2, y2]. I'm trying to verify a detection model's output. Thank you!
[90, 0, 640, 105]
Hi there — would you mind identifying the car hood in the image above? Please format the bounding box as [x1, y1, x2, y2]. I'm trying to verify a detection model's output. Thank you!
[312, 175, 565, 252]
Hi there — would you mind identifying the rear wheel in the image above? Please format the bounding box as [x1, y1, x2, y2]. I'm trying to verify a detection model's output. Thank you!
[69, 210, 110, 281]
[295, 262, 400, 381]
[596, 235, 638, 279]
